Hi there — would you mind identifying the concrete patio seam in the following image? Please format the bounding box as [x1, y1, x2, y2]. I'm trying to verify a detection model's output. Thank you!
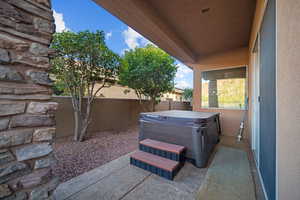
[64, 164, 130, 200]
[118, 173, 152, 200]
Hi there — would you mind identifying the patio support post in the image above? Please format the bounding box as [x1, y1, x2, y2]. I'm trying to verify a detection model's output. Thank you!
[192, 68, 201, 110]
[208, 79, 218, 108]
[0, 0, 59, 199]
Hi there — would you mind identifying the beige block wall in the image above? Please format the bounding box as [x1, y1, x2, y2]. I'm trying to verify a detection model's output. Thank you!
[54, 97, 191, 138]
[277, 0, 300, 199]
[192, 47, 250, 138]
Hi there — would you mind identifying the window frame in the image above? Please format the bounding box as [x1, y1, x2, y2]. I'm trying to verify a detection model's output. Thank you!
[200, 65, 248, 110]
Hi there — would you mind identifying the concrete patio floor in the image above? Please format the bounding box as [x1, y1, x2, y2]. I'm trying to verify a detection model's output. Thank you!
[53, 137, 262, 200]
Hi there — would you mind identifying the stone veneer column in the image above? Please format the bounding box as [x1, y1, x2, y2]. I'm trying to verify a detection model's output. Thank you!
[0, 0, 59, 199]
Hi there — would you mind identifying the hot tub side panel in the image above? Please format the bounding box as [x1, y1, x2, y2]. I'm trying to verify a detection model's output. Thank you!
[139, 113, 220, 167]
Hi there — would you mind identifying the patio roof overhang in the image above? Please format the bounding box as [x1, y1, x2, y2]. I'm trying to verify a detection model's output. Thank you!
[93, 0, 256, 67]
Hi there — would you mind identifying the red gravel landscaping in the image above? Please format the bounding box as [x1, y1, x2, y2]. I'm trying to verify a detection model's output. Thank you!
[52, 127, 139, 182]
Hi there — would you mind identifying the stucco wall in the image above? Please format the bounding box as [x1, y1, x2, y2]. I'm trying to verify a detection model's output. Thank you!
[198, 108, 246, 138]
[194, 47, 249, 69]
[95, 84, 141, 99]
[277, 0, 300, 199]
[94, 84, 184, 102]
[192, 47, 250, 139]
[54, 97, 192, 138]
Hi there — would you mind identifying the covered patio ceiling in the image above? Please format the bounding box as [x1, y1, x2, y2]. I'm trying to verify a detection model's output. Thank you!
[93, 0, 256, 65]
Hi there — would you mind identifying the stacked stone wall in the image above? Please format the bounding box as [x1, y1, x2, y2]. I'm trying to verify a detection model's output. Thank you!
[0, 0, 59, 199]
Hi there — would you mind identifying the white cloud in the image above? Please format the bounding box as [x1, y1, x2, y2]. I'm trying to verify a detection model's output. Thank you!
[174, 62, 193, 89]
[105, 32, 112, 40]
[53, 10, 69, 33]
[122, 27, 151, 49]
[175, 80, 191, 89]
[178, 63, 193, 74]
[176, 62, 192, 79]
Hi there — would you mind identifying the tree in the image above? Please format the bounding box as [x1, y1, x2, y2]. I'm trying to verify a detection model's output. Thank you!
[119, 45, 177, 111]
[51, 31, 120, 141]
[51, 77, 70, 96]
[182, 88, 193, 102]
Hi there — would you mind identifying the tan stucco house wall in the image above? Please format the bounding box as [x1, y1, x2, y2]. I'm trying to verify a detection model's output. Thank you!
[277, 0, 300, 199]
[192, 47, 249, 138]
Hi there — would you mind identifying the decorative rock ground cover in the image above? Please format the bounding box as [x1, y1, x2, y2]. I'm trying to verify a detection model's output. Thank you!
[52, 128, 139, 182]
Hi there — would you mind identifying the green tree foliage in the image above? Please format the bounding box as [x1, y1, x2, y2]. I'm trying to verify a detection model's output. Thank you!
[119, 45, 177, 111]
[51, 78, 68, 96]
[183, 88, 193, 102]
[51, 30, 120, 141]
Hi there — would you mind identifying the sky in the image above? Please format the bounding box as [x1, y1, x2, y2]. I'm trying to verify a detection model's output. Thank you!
[52, 0, 193, 89]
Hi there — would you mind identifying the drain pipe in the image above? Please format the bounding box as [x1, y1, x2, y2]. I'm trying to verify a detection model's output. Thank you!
[237, 98, 249, 142]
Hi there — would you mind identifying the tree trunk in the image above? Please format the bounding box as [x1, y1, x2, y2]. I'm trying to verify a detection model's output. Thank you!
[78, 99, 92, 142]
[151, 98, 156, 112]
[79, 123, 88, 142]
[71, 96, 83, 142]
[79, 118, 88, 142]
[73, 110, 81, 141]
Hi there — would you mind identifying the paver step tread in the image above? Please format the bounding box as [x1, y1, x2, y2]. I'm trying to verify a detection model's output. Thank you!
[130, 150, 179, 172]
[139, 139, 186, 154]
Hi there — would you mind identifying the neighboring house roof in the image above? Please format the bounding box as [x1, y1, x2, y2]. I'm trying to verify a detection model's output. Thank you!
[173, 88, 184, 94]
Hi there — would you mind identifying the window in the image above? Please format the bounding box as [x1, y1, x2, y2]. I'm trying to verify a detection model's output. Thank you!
[201, 67, 247, 109]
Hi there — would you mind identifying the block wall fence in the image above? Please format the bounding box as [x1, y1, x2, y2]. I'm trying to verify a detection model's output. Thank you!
[54, 97, 192, 139]
[0, 0, 59, 199]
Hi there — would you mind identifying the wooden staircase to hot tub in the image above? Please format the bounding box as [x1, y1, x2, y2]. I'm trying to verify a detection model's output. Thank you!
[130, 139, 186, 180]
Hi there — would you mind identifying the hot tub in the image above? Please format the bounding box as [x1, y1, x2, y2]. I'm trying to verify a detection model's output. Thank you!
[139, 110, 221, 168]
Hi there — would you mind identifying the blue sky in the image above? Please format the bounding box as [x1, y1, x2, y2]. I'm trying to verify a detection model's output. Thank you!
[52, 0, 193, 89]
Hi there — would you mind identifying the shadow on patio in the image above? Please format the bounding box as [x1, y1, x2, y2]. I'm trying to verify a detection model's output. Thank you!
[53, 136, 263, 200]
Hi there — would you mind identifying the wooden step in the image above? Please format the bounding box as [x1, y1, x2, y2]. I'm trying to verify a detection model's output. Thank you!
[131, 151, 179, 171]
[139, 139, 186, 162]
[130, 151, 181, 180]
[140, 139, 186, 154]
